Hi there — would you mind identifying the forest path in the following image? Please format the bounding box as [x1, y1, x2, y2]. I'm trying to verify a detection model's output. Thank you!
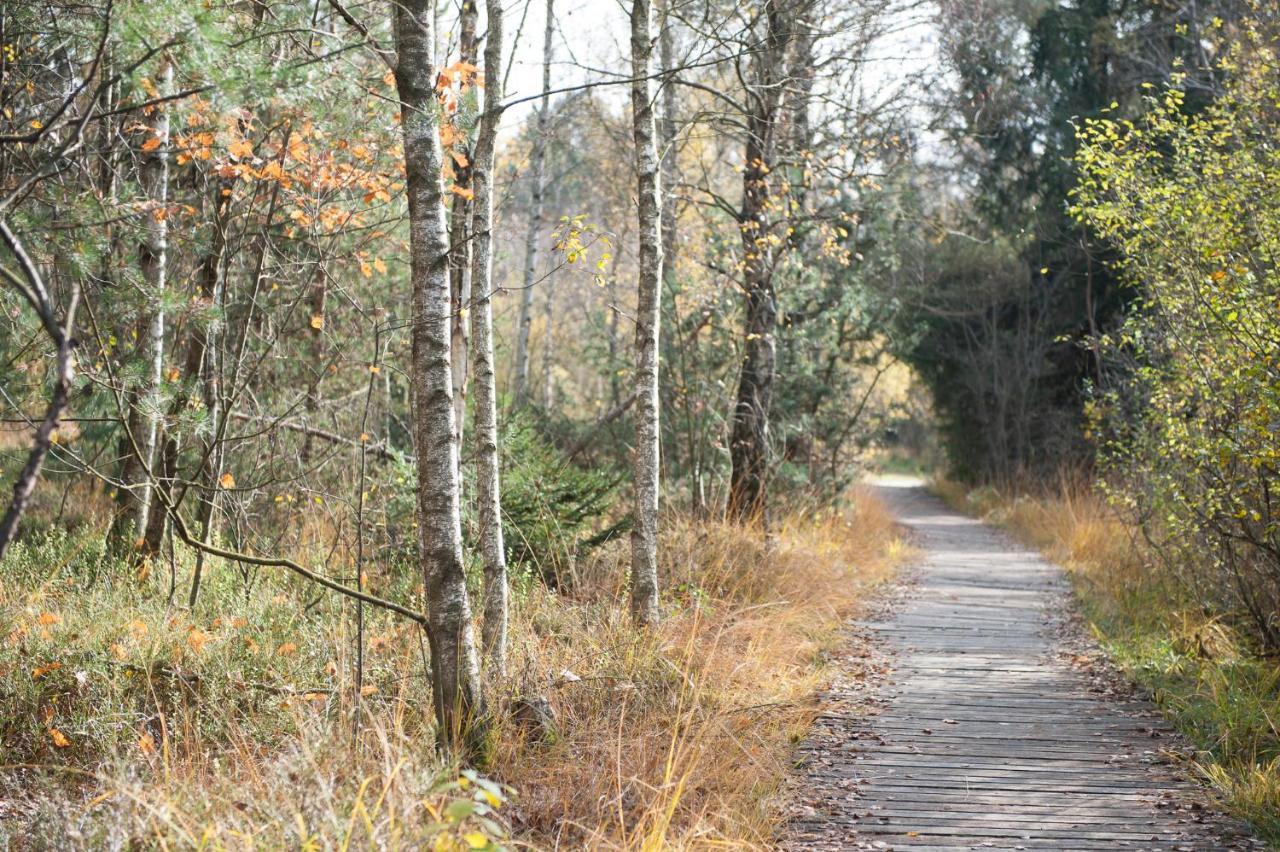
[785, 481, 1260, 850]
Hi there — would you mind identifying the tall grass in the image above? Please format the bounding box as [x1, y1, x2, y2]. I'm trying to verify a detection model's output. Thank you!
[935, 478, 1280, 844]
[0, 490, 901, 849]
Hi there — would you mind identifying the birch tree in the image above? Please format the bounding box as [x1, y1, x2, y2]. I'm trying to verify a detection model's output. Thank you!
[629, 0, 663, 627]
[470, 0, 509, 672]
[448, 0, 478, 452]
[393, 0, 487, 754]
[109, 60, 171, 551]
[512, 0, 554, 407]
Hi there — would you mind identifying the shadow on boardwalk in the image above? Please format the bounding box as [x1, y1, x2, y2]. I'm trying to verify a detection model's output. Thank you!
[785, 480, 1262, 851]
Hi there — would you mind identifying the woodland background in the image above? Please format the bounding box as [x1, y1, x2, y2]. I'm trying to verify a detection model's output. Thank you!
[2, 0, 1280, 847]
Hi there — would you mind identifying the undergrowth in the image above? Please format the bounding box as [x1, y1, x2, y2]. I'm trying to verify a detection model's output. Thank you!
[0, 490, 901, 849]
[934, 478, 1280, 845]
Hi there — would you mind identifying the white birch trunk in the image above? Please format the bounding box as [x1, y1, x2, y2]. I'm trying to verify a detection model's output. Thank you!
[629, 0, 663, 627]
[470, 0, 508, 674]
[393, 0, 487, 755]
[449, 1, 478, 454]
[512, 0, 554, 407]
[111, 61, 171, 549]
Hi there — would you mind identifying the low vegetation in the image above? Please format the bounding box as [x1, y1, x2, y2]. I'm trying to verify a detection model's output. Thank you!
[1, 489, 902, 849]
[935, 479, 1280, 843]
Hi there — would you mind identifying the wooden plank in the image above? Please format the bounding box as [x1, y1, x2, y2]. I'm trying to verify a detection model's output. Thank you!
[784, 484, 1258, 850]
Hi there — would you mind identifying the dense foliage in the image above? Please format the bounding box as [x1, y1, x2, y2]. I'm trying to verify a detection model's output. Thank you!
[1073, 14, 1280, 649]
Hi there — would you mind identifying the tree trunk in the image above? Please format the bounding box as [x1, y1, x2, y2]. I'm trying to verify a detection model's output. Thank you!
[470, 0, 508, 673]
[0, 224, 78, 561]
[727, 3, 798, 525]
[448, 0, 478, 451]
[512, 0, 555, 407]
[146, 171, 233, 586]
[110, 61, 172, 551]
[393, 0, 487, 756]
[629, 0, 663, 627]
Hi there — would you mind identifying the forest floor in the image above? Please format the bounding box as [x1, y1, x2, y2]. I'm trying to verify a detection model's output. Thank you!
[0, 488, 905, 849]
[785, 480, 1263, 850]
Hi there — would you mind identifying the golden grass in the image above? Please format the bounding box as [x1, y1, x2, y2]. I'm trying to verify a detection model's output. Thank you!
[494, 491, 901, 849]
[0, 490, 903, 850]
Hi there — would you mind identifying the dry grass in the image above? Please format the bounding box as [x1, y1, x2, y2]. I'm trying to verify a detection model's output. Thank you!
[494, 492, 901, 849]
[0, 489, 903, 850]
[934, 477, 1280, 844]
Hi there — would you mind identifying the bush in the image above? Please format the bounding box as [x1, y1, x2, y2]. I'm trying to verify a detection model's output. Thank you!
[1073, 18, 1280, 649]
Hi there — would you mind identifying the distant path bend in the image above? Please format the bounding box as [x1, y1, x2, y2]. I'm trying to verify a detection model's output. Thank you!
[787, 481, 1260, 851]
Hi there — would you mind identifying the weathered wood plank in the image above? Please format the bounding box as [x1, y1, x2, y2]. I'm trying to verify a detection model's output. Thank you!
[783, 483, 1260, 850]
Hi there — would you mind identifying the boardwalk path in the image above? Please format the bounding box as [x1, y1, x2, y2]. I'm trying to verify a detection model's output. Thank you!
[787, 482, 1259, 850]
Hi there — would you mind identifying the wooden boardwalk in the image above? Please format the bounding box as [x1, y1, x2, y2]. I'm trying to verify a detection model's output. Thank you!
[787, 482, 1260, 850]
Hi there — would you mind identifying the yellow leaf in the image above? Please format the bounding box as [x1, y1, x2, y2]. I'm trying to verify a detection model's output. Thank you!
[30, 119, 42, 130]
[310, 314, 325, 330]
[229, 139, 253, 159]
[373, 258, 387, 275]
[360, 684, 378, 696]
[48, 727, 71, 748]
[219, 472, 236, 489]
[360, 261, 373, 278]
[463, 832, 489, 849]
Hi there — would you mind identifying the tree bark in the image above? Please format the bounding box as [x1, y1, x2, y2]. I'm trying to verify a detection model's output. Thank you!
[394, 0, 487, 756]
[448, 0, 478, 452]
[512, 0, 554, 407]
[0, 223, 78, 562]
[110, 60, 172, 551]
[145, 170, 233, 584]
[727, 3, 799, 525]
[629, 0, 663, 627]
[470, 0, 508, 674]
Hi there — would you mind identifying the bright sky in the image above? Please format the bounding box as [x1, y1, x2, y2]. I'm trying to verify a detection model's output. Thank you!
[491, 0, 940, 141]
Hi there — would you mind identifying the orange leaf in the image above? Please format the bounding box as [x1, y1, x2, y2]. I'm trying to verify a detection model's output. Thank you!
[219, 472, 236, 489]
[228, 139, 253, 159]
[37, 612, 60, 625]
[450, 184, 474, 201]
[360, 684, 378, 696]
[48, 727, 71, 748]
[141, 136, 162, 152]
[276, 642, 298, 657]
[32, 662, 62, 680]
[138, 732, 157, 754]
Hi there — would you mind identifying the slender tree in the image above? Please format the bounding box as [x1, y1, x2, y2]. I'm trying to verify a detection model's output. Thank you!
[512, 0, 554, 407]
[109, 60, 171, 550]
[393, 0, 487, 755]
[629, 0, 663, 626]
[448, 0, 478, 452]
[470, 0, 509, 672]
[727, 1, 805, 524]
